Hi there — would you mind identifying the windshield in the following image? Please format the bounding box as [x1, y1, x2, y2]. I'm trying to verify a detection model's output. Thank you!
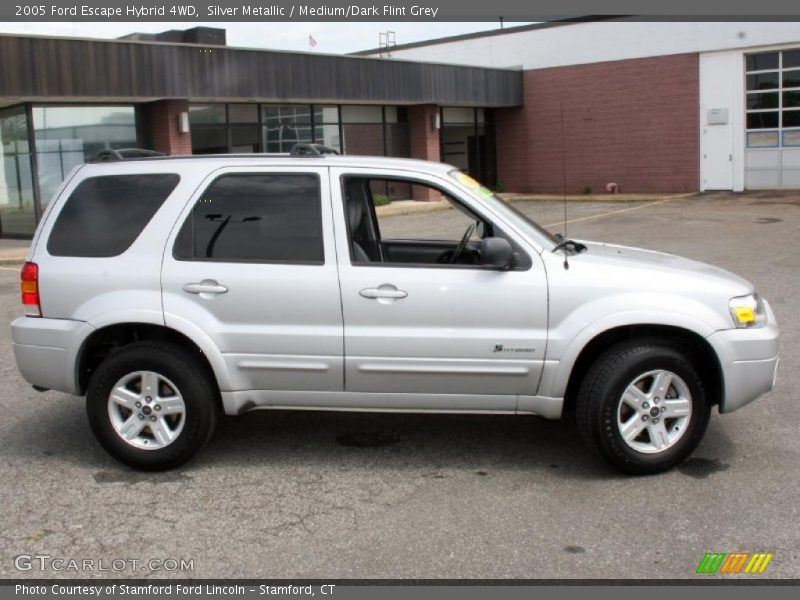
[448, 170, 559, 249]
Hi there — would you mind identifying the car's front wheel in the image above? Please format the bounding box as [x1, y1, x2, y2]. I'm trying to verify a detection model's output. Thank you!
[86, 342, 219, 470]
[575, 338, 711, 475]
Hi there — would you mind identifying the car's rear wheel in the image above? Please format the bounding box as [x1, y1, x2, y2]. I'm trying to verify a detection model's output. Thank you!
[575, 338, 711, 475]
[86, 342, 219, 470]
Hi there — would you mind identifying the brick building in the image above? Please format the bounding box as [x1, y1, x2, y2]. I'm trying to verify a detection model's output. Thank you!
[2, 20, 800, 238]
[358, 19, 800, 195]
[0, 26, 516, 238]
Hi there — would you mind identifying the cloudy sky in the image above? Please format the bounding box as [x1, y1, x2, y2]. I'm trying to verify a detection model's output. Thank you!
[0, 22, 531, 54]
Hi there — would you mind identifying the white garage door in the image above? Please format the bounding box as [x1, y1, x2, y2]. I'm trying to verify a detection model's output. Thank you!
[745, 48, 800, 189]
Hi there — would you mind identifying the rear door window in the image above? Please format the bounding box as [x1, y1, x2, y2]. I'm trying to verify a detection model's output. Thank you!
[173, 173, 324, 264]
[47, 174, 180, 257]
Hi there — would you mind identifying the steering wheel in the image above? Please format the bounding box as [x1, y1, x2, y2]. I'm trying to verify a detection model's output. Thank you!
[450, 223, 476, 264]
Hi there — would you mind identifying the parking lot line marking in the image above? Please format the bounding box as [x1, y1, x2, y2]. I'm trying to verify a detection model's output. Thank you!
[545, 197, 675, 228]
[0, 265, 21, 271]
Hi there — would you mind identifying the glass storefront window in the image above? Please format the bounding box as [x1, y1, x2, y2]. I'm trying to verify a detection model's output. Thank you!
[313, 105, 341, 153]
[231, 126, 260, 153]
[341, 105, 383, 123]
[227, 104, 258, 123]
[314, 124, 341, 153]
[441, 106, 495, 187]
[190, 102, 415, 159]
[442, 107, 475, 124]
[314, 105, 340, 124]
[191, 127, 228, 154]
[384, 106, 399, 123]
[33, 105, 137, 206]
[189, 105, 226, 124]
[262, 105, 313, 152]
[0, 106, 36, 236]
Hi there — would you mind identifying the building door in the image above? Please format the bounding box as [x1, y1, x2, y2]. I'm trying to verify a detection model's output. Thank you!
[700, 52, 738, 191]
[702, 114, 734, 190]
[441, 107, 497, 188]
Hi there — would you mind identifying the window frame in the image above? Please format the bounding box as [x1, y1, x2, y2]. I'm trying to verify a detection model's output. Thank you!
[172, 171, 326, 266]
[338, 173, 532, 272]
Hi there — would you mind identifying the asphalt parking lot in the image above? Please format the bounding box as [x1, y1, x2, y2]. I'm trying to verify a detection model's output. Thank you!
[0, 192, 798, 580]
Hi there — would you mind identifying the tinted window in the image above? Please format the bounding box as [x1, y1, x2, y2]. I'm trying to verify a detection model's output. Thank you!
[47, 174, 179, 257]
[784, 49, 800, 69]
[784, 91, 800, 108]
[174, 174, 323, 263]
[747, 93, 779, 110]
[746, 72, 779, 91]
[783, 111, 800, 128]
[783, 71, 800, 89]
[746, 112, 779, 129]
[746, 52, 779, 72]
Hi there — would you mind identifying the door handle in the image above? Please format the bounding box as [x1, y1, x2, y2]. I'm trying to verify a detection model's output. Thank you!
[359, 286, 408, 300]
[183, 280, 228, 295]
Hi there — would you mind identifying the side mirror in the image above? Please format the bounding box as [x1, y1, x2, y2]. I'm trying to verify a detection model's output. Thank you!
[480, 237, 514, 270]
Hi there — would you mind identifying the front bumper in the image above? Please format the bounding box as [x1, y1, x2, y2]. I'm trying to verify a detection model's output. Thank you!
[707, 301, 780, 413]
[11, 317, 95, 395]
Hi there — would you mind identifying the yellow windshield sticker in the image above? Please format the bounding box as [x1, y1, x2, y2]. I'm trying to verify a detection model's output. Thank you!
[453, 172, 493, 199]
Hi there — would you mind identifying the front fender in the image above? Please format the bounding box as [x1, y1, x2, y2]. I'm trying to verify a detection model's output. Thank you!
[538, 292, 728, 399]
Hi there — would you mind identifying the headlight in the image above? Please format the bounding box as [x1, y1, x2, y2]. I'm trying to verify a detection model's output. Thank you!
[729, 293, 766, 328]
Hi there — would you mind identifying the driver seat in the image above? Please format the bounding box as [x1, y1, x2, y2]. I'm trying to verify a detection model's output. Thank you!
[345, 181, 379, 263]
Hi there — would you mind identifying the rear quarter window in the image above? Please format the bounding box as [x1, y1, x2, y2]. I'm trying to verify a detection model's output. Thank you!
[47, 174, 180, 257]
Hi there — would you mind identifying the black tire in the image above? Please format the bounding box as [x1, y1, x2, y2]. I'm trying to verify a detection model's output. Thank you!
[575, 338, 711, 475]
[86, 341, 219, 471]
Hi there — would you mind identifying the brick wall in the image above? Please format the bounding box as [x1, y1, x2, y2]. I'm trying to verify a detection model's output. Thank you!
[495, 53, 700, 194]
[145, 100, 192, 155]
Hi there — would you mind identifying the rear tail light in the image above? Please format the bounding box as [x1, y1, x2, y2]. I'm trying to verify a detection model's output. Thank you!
[20, 261, 41, 317]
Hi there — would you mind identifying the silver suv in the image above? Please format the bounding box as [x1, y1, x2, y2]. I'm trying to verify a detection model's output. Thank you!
[11, 147, 780, 474]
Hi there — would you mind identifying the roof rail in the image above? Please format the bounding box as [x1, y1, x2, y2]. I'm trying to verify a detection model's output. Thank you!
[90, 148, 166, 162]
[290, 143, 340, 157]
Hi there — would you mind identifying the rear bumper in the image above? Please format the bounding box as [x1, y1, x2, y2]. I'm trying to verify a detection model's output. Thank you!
[11, 317, 94, 395]
[707, 303, 780, 413]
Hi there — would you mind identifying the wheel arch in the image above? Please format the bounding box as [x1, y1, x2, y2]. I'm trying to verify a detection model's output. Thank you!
[561, 324, 724, 417]
[76, 322, 224, 396]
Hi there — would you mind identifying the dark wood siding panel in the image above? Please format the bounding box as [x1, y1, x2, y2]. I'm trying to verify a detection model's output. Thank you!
[0, 36, 521, 106]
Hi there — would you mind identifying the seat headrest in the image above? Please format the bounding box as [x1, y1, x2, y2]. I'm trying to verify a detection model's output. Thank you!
[346, 188, 365, 230]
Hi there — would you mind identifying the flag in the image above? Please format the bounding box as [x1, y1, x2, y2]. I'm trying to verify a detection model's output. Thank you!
[308, 35, 318, 48]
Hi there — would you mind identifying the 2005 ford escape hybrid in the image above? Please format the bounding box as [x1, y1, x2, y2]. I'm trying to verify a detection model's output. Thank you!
[11, 145, 780, 474]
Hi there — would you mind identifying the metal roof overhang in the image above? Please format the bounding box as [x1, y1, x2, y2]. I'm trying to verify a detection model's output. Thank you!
[0, 34, 522, 107]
